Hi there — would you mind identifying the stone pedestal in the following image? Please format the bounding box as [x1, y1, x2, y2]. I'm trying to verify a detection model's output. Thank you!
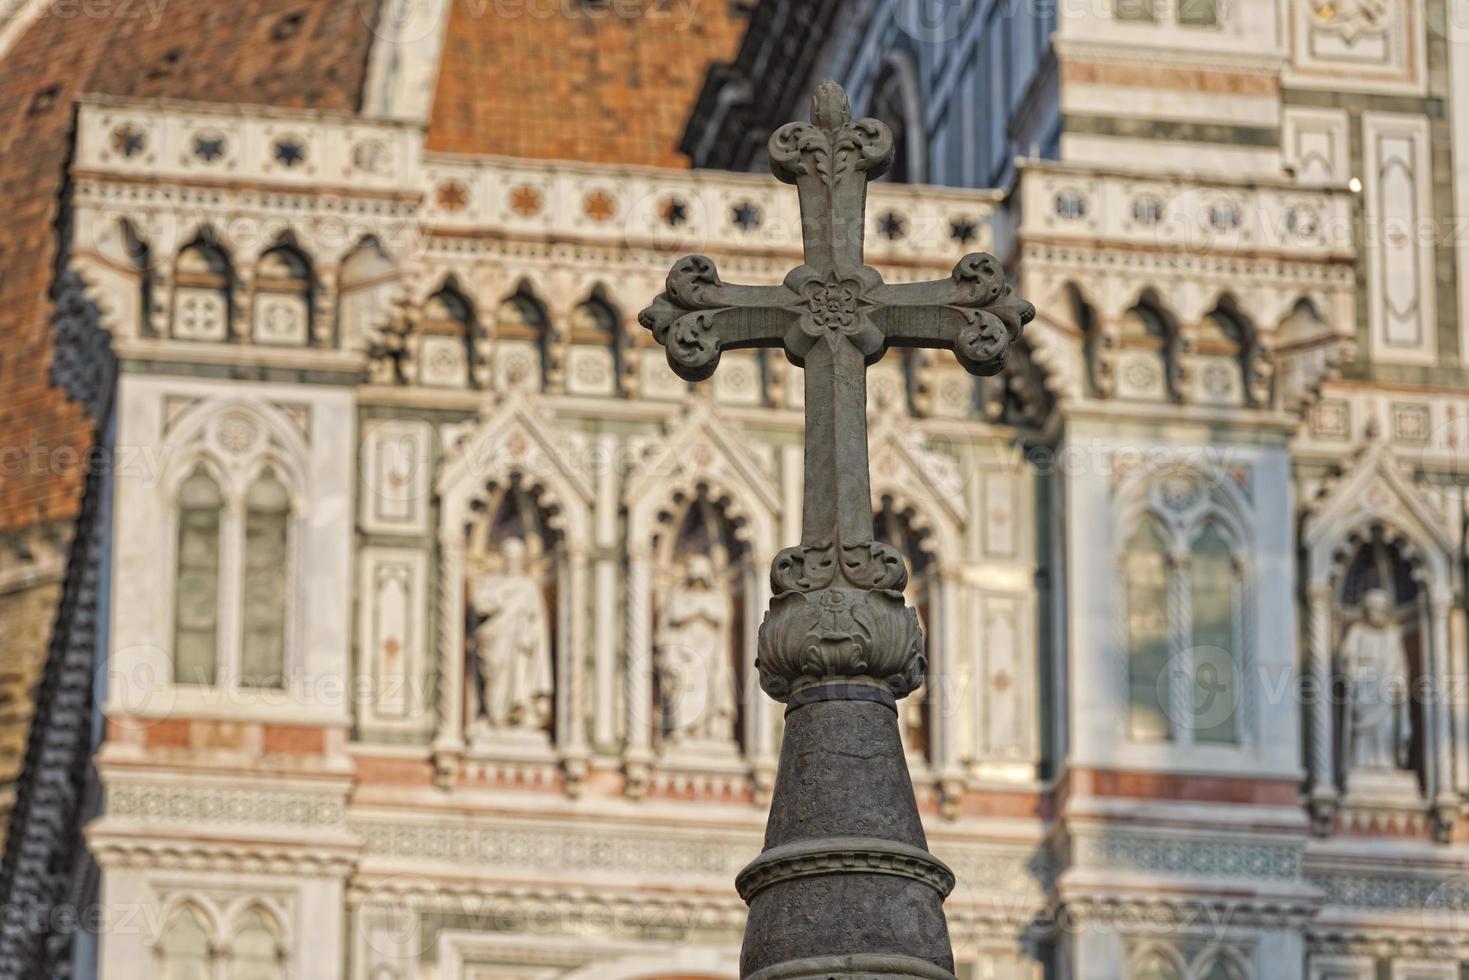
[1342, 765, 1420, 804]
[738, 690, 956, 980]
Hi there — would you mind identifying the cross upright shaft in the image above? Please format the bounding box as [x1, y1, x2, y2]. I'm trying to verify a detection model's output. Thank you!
[640, 80, 1034, 980]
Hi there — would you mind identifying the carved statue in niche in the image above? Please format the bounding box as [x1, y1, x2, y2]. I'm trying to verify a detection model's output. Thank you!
[469, 537, 553, 733]
[1338, 588, 1411, 779]
[655, 555, 735, 747]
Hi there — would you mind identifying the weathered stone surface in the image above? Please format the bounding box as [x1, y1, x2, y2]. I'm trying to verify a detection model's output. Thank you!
[741, 699, 953, 975]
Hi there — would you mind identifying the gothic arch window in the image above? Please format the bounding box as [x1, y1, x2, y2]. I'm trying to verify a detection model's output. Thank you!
[337, 237, 396, 350]
[494, 285, 553, 391]
[566, 289, 623, 396]
[1129, 945, 1186, 980]
[157, 903, 213, 980]
[1190, 521, 1243, 745]
[417, 280, 478, 388]
[226, 906, 286, 980]
[870, 55, 924, 184]
[1124, 516, 1172, 740]
[252, 243, 312, 346]
[172, 237, 233, 342]
[241, 468, 291, 689]
[166, 407, 307, 694]
[1120, 470, 1251, 746]
[173, 464, 224, 686]
[875, 496, 938, 760]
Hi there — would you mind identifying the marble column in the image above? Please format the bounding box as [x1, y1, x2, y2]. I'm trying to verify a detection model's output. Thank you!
[1306, 584, 1337, 831]
[432, 536, 468, 783]
[935, 571, 965, 815]
[1429, 590, 1457, 835]
[622, 553, 654, 796]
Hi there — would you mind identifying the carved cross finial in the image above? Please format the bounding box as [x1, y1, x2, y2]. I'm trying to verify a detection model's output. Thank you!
[639, 80, 1035, 702]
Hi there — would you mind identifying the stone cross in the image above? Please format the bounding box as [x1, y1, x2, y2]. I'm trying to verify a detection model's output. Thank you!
[641, 80, 1034, 980]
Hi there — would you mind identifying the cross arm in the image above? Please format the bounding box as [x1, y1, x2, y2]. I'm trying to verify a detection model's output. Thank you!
[638, 255, 798, 381]
[871, 253, 1035, 376]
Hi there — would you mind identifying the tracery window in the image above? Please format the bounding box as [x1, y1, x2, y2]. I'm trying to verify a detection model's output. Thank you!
[1190, 522, 1240, 744]
[1125, 518, 1172, 740]
[168, 410, 303, 693]
[1121, 471, 1249, 745]
[173, 466, 224, 686]
[227, 907, 285, 980]
[157, 904, 212, 980]
[241, 469, 291, 689]
[1130, 947, 1185, 980]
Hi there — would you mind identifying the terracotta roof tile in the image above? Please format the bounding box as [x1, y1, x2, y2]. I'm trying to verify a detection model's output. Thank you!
[0, 0, 380, 533]
[425, 0, 748, 167]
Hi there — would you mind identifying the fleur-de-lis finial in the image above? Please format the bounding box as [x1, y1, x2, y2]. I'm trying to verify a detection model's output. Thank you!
[810, 79, 851, 132]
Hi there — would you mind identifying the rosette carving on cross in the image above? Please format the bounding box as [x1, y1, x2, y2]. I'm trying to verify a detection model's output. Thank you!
[639, 80, 1036, 703]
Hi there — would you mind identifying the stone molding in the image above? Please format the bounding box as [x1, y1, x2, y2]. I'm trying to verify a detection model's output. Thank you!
[72, 97, 996, 269]
[87, 839, 357, 877]
[106, 782, 347, 829]
[734, 836, 956, 903]
[1072, 832, 1300, 881]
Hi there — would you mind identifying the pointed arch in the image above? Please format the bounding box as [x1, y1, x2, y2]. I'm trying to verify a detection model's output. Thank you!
[417, 275, 480, 389]
[565, 284, 625, 397]
[433, 392, 596, 763]
[154, 900, 217, 980]
[225, 903, 286, 980]
[172, 232, 234, 341]
[252, 240, 314, 346]
[159, 399, 312, 692]
[173, 462, 224, 687]
[1116, 287, 1184, 402]
[623, 403, 780, 560]
[1196, 292, 1271, 407]
[1192, 946, 1250, 980]
[1115, 460, 1254, 746]
[494, 279, 554, 391]
[337, 235, 399, 352]
[1128, 942, 1187, 980]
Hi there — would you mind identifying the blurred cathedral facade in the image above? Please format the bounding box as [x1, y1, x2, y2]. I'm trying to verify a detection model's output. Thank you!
[2, 0, 1468, 977]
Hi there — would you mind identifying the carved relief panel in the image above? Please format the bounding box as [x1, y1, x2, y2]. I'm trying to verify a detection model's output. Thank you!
[1289, 0, 1424, 93]
[1363, 113, 1435, 363]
